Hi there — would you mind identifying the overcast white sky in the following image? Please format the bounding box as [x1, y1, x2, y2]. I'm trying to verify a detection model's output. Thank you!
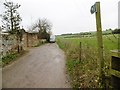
[0, 0, 119, 35]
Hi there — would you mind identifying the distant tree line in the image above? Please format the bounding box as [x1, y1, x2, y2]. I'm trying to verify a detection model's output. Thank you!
[112, 28, 120, 34]
[61, 28, 120, 36]
[61, 33, 72, 36]
[79, 32, 91, 35]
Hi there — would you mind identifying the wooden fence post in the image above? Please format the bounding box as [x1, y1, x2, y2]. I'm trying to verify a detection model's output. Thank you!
[79, 42, 82, 62]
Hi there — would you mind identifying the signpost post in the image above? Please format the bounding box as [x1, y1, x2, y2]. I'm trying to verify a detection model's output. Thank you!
[91, 2, 104, 87]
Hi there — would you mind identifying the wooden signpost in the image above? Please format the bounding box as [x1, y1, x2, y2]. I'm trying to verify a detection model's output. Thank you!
[91, 1, 120, 88]
[91, 2, 104, 87]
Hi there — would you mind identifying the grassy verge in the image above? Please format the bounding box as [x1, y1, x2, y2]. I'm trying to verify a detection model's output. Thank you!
[2, 50, 28, 67]
[56, 35, 118, 88]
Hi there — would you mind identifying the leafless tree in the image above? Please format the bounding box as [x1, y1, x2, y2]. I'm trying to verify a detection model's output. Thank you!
[31, 18, 52, 41]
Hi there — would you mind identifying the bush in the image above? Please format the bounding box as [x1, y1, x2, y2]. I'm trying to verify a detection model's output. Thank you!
[2, 53, 17, 67]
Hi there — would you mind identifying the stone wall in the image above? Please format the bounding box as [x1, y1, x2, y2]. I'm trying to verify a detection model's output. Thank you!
[26, 33, 39, 47]
[1, 31, 39, 57]
[1, 34, 17, 57]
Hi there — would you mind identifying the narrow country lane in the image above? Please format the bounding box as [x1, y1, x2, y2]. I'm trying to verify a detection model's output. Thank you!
[3, 43, 70, 88]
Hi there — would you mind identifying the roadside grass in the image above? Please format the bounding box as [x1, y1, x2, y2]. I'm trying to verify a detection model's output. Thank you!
[2, 50, 28, 67]
[56, 34, 118, 88]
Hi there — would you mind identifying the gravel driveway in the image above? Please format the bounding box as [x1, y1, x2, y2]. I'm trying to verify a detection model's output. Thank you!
[2, 43, 70, 88]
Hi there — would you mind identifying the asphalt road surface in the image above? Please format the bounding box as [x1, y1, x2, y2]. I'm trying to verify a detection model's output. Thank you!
[3, 43, 70, 88]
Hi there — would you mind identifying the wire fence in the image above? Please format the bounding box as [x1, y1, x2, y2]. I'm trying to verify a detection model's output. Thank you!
[57, 34, 118, 88]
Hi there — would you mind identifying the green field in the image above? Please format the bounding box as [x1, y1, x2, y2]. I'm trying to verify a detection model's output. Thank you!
[56, 34, 118, 88]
